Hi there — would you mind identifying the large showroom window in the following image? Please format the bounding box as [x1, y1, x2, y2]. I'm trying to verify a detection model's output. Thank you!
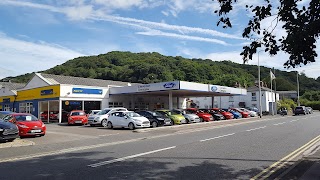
[84, 101, 101, 114]
[19, 102, 33, 113]
[109, 102, 124, 108]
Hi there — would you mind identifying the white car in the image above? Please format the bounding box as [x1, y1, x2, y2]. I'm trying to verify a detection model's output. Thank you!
[172, 109, 200, 123]
[240, 108, 257, 117]
[106, 111, 150, 130]
[88, 107, 128, 127]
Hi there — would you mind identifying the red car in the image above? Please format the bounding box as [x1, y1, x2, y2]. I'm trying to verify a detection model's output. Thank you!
[212, 108, 234, 119]
[185, 108, 213, 122]
[232, 108, 250, 118]
[68, 110, 88, 125]
[41, 111, 59, 120]
[4, 113, 46, 137]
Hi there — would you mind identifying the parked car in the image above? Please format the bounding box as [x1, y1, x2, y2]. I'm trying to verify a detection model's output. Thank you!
[185, 108, 213, 122]
[239, 108, 257, 117]
[198, 109, 225, 121]
[136, 110, 172, 127]
[294, 106, 307, 115]
[232, 108, 250, 118]
[246, 107, 261, 116]
[87, 110, 101, 117]
[223, 109, 242, 119]
[106, 111, 150, 130]
[155, 110, 186, 125]
[277, 107, 288, 116]
[68, 110, 88, 125]
[0, 119, 19, 142]
[88, 107, 128, 127]
[306, 107, 313, 114]
[0, 111, 13, 120]
[172, 109, 201, 123]
[212, 108, 234, 119]
[2, 113, 46, 138]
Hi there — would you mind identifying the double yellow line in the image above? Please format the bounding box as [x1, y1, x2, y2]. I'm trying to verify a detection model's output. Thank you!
[251, 134, 320, 180]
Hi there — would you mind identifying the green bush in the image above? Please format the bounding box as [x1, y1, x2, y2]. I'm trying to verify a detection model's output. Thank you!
[278, 98, 297, 113]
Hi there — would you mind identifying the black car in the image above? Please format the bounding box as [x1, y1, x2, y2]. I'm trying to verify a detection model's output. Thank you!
[135, 110, 171, 128]
[198, 109, 225, 121]
[295, 106, 307, 115]
[0, 119, 19, 142]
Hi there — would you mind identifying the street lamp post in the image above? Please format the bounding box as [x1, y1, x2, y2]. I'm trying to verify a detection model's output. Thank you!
[258, 50, 263, 118]
[297, 71, 300, 106]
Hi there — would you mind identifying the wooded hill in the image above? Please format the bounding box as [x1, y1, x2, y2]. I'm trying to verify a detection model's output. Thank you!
[4, 51, 320, 94]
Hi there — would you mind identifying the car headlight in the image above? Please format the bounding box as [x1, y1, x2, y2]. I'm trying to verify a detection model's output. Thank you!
[41, 123, 46, 127]
[18, 124, 29, 128]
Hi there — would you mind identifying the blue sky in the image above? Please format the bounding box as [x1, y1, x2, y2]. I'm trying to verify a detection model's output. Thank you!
[0, 0, 319, 80]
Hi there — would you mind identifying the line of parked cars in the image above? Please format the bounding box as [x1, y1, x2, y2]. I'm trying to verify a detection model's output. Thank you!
[83, 107, 258, 130]
[294, 106, 313, 115]
[0, 111, 46, 143]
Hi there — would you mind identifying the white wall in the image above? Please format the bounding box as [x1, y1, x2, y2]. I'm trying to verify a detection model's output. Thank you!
[22, 74, 49, 90]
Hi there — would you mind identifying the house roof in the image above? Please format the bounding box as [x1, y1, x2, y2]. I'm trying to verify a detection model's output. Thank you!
[0, 82, 26, 90]
[247, 86, 273, 92]
[39, 73, 137, 87]
[277, 91, 297, 94]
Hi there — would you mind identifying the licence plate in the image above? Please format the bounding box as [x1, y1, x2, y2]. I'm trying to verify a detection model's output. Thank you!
[31, 130, 41, 133]
[165, 122, 171, 125]
[75, 120, 82, 123]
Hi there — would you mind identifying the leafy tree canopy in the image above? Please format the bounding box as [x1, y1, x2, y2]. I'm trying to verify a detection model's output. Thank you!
[213, 0, 320, 68]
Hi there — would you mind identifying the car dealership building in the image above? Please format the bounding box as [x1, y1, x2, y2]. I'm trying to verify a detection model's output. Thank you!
[0, 73, 246, 123]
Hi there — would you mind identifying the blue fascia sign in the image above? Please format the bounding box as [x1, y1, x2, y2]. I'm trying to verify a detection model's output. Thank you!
[3, 98, 10, 103]
[163, 82, 176, 89]
[41, 89, 53, 96]
[72, 88, 103, 95]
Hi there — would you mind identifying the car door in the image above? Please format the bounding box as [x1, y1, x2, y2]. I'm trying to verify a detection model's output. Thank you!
[109, 112, 121, 127]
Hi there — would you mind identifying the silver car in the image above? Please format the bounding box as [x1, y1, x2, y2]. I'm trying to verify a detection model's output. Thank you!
[172, 109, 200, 123]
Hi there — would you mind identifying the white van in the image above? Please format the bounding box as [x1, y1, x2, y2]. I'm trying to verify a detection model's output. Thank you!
[88, 107, 128, 127]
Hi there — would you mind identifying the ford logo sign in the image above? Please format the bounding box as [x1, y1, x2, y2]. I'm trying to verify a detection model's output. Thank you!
[211, 86, 218, 92]
[163, 82, 176, 88]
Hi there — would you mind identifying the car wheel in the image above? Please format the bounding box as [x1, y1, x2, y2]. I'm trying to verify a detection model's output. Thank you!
[152, 121, 158, 128]
[7, 138, 15, 142]
[200, 118, 204, 122]
[107, 122, 113, 129]
[128, 122, 135, 130]
[170, 120, 174, 126]
[101, 119, 108, 127]
[186, 119, 189, 124]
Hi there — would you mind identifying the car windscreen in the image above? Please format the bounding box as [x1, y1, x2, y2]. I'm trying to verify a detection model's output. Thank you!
[97, 109, 110, 115]
[15, 115, 38, 121]
[169, 111, 179, 115]
[151, 112, 165, 117]
[126, 112, 141, 117]
[71, 112, 85, 116]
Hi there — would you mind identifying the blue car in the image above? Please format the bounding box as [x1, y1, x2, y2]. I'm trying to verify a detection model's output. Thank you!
[0, 111, 13, 120]
[223, 109, 242, 119]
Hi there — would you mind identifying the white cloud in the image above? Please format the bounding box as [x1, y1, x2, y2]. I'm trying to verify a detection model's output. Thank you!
[0, 33, 85, 79]
[63, 5, 93, 20]
[136, 30, 228, 45]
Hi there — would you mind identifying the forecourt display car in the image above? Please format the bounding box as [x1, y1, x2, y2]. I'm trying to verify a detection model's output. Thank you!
[88, 107, 128, 127]
[0, 118, 19, 142]
[155, 109, 186, 125]
[2, 113, 46, 138]
[172, 109, 200, 123]
[106, 111, 150, 130]
[67, 110, 88, 125]
[135, 110, 172, 127]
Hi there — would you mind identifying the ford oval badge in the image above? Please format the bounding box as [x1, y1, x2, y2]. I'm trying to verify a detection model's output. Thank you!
[211, 86, 218, 92]
[163, 82, 176, 88]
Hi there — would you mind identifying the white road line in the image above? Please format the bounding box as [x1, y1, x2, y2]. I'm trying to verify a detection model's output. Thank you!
[98, 133, 120, 137]
[200, 133, 235, 142]
[246, 126, 267, 132]
[290, 120, 298, 122]
[88, 146, 176, 168]
[273, 122, 286, 126]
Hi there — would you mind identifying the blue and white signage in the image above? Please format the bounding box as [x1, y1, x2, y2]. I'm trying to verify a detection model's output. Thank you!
[41, 89, 53, 96]
[137, 81, 179, 92]
[163, 82, 176, 89]
[210, 86, 218, 92]
[72, 88, 103, 94]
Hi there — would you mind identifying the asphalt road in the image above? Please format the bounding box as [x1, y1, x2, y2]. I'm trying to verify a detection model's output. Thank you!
[0, 112, 319, 180]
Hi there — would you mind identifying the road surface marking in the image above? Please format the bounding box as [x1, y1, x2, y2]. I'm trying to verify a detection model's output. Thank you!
[273, 122, 286, 126]
[88, 146, 176, 168]
[200, 133, 235, 142]
[251, 135, 320, 180]
[290, 120, 298, 122]
[46, 131, 96, 138]
[98, 133, 120, 137]
[246, 126, 266, 132]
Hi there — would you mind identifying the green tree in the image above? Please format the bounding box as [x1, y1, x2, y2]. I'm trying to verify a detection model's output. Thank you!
[213, 0, 320, 67]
